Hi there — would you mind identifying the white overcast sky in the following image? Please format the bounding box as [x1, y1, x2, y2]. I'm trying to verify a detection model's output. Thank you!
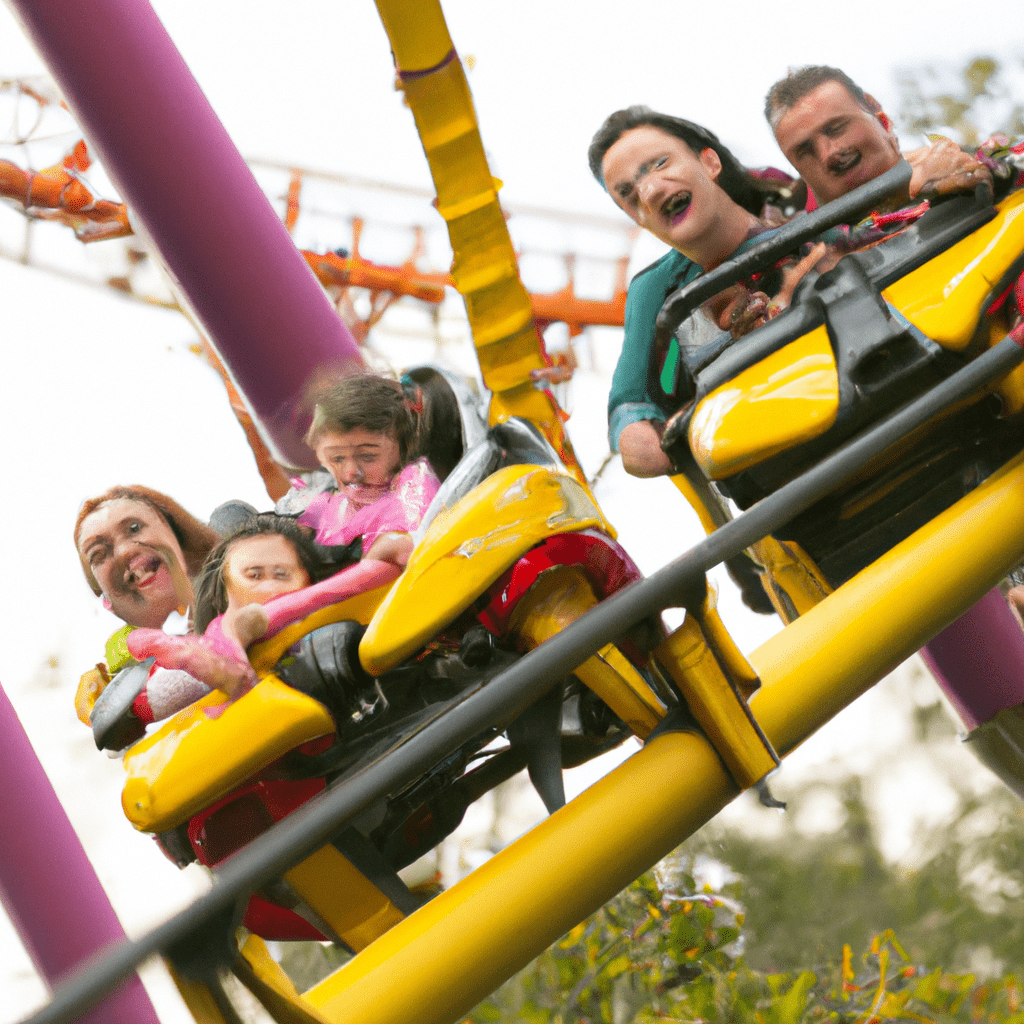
[0, 1, 1021, 1018]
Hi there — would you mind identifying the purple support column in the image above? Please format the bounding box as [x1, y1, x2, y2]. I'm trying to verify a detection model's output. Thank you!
[921, 588, 1024, 731]
[0, 684, 160, 1024]
[7, 0, 361, 469]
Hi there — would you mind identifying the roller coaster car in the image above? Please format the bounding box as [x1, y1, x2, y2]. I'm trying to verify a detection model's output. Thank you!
[659, 164, 1024, 608]
[108, 367, 675, 952]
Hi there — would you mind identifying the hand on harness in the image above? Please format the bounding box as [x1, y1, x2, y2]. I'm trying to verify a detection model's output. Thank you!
[704, 242, 832, 339]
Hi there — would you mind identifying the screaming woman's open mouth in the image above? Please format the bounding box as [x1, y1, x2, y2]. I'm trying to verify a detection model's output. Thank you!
[662, 191, 692, 221]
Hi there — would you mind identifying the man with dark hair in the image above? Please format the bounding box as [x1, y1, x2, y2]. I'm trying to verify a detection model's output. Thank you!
[765, 65, 989, 207]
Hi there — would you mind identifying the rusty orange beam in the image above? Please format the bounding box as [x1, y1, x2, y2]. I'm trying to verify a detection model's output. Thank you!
[1, 152, 629, 332]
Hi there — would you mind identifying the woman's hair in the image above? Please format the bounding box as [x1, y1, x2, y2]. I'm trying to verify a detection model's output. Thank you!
[192, 514, 323, 634]
[587, 105, 787, 216]
[305, 373, 425, 466]
[74, 485, 220, 596]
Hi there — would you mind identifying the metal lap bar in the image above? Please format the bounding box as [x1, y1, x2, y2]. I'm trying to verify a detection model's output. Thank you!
[656, 160, 914, 337]
[653, 583, 779, 790]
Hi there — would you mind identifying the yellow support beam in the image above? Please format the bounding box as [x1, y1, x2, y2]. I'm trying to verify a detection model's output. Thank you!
[300, 447, 1024, 1024]
[374, 0, 588, 486]
[653, 616, 777, 789]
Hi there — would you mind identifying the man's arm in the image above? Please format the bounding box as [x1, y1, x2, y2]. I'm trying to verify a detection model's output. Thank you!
[905, 137, 992, 199]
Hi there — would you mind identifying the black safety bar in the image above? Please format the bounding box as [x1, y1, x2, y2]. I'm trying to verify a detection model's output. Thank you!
[655, 160, 914, 338]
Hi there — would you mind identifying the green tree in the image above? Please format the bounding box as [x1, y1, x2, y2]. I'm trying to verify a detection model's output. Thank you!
[469, 668, 1024, 1021]
[896, 55, 1024, 145]
[468, 781, 1024, 1023]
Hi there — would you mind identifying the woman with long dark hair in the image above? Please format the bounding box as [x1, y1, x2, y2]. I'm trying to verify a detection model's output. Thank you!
[590, 106, 816, 477]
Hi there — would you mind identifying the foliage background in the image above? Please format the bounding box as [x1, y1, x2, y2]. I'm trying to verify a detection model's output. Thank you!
[465, 671, 1024, 1023]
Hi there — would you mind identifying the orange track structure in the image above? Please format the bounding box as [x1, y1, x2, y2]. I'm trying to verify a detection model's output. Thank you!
[1, 145, 627, 339]
[0, 140, 131, 241]
[2, 135, 628, 472]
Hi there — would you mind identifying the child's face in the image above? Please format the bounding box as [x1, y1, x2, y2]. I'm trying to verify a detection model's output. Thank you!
[223, 534, 311, 611]
[315, 427, 402, 492]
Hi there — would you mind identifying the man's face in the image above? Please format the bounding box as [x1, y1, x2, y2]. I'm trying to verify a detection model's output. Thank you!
[772, 80, 900, 205]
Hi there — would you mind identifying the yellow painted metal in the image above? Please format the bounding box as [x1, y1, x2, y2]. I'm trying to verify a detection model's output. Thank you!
[121, 677, 334, 832]
[689, 325, 838, 478]
[668, 473, 723, 534]
[750, 536, 833, 621]
[297, 448, 1024, 1024]
[883, 189, 1024, 351]
[667, 473, 830, 622]
[579, 644, 665, 739]
[283, 846, 407, 952]
[164, 960, 238, 1024]
[750, 449, 1024, 756]
[695, 587, 760, 699]
[374, 0, 589, 486]
[653, 615, 778, 788]
[236, 934, 333, 1024]
[373, 0, 452, 70]
[249, 583, 394, 674]
[511, 566, 666, 738]
[989, 316, 1024, 417]
[679, 192, 1024, 483]
[359, 465, 611, 675]
[303, 729, 734, 1024]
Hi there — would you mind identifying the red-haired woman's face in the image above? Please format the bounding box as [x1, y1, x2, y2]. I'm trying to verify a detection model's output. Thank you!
[77, 498, 187, 628]
[601, 125, 725, 253]
[223, 534, 311, 612]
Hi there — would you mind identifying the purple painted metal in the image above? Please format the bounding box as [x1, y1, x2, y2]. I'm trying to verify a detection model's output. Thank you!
[0, 684, 160, 1024]
[920, 588, 1024, 731]
[7, 0, 361, 469]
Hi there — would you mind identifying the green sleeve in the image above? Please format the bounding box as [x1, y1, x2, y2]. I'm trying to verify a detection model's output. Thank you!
[607, 250, 699, 450]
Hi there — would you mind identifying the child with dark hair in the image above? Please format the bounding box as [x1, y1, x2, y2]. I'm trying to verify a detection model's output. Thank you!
[287, 372, 441, 569]
[127, 512, 405, 700]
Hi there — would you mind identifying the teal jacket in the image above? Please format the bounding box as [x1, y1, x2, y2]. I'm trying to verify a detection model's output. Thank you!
[607, 232, 779, 451]
[607, 249, 702, 451]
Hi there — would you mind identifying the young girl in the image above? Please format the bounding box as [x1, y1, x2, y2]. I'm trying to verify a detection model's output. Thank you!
[126, 514, 403, 700]
[128, 374, 442, 700]
[291, 372, 442, 567]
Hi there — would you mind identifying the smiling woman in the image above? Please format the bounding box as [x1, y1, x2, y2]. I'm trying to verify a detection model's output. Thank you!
[74, 485, 219, 630]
